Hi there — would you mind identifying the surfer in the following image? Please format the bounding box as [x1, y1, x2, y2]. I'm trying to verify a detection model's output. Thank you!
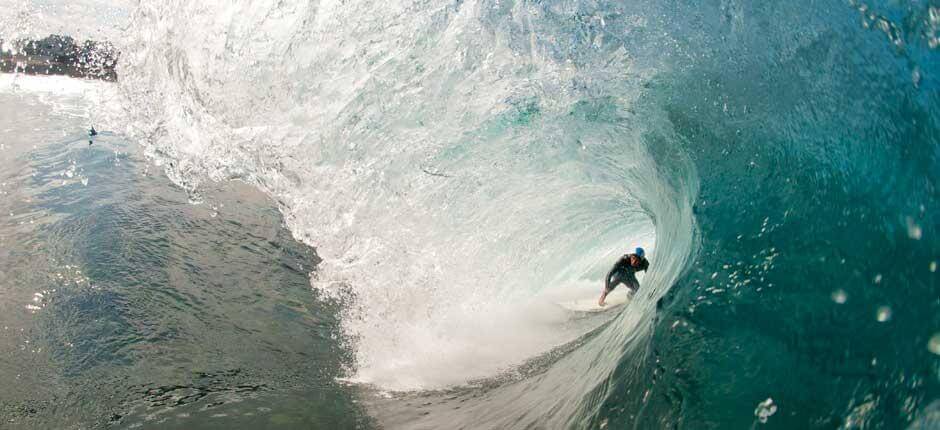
[598, 247, 649, 306]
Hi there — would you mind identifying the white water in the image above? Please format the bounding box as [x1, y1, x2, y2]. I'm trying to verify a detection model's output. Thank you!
[110, 0, 697, 397]
[0, 3, 697, 424]
[2, 0, 701, 425]
[0, 74, 115, 113]
[0, 0, 131, 42]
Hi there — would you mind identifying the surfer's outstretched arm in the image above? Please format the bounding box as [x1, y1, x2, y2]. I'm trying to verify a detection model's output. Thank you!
[600, 266, 618, 306]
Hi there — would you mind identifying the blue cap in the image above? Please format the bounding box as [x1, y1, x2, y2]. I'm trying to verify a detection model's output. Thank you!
[635, 247, 645, 258]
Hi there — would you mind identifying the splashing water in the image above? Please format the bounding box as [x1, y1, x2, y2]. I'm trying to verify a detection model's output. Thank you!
[115, 0, 697, 395]
[5, 0, 938, 428]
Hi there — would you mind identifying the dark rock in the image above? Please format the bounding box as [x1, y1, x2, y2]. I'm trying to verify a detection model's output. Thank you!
[0, 34, 118, 81]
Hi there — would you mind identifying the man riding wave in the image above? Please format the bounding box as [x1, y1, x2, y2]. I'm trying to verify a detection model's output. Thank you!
[598, 247, 649, 306]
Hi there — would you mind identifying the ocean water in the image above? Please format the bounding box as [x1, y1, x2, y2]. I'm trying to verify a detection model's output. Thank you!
[1, 0, 938, 429]
[0, 76, 370, 428]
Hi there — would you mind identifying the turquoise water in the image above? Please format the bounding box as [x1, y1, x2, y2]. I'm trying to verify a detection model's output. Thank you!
[1, 0, 939, 428]
[600, 2, 940, 427]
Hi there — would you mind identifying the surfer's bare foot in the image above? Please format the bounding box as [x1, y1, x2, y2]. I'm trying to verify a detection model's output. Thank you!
[598, 299, 606, 307]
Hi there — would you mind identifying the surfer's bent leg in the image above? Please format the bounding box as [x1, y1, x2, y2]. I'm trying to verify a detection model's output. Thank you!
[625, 277, 639, 294]
[599, 271, 625, 306]
[610, 272, 628, 292]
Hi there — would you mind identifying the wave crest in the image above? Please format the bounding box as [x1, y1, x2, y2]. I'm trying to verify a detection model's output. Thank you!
[116, 1, 698, 425]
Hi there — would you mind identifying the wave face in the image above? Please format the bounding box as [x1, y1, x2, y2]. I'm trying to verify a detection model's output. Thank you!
[115, 0, 937, 428]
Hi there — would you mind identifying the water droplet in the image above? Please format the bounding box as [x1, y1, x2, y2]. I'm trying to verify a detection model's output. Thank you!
[831, 289, 847, 304]
[876, 306, 892, 322]
[928, 333, 940, 355]
[754, 398, 777, 424]
[906, 217, 923, 240]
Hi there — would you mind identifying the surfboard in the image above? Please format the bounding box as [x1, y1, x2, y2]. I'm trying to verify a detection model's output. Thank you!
[556, 290, 631, 313]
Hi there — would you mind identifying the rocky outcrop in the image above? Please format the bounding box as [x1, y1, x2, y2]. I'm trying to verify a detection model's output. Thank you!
[0, 34, 118, 81]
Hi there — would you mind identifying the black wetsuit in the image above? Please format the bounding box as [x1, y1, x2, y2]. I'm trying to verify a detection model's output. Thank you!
[605, 253, 649, 293]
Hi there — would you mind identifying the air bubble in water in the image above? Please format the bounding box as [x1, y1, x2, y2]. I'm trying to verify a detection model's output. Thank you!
[831, 289, 847, 304]
[754, 398, 777, 424]
[876, 306, 892, 322]
[906, 217, 922, 240]
[928, 333, 940, 355]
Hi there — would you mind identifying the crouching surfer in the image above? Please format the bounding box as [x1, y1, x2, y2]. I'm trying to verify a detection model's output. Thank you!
[598, 247, 649, 307]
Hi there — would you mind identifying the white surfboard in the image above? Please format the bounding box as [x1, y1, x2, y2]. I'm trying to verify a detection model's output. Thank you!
[556, 290, 631, 313]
